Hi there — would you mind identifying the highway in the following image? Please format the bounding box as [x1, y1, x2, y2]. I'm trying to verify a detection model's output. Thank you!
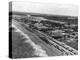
[12, 19, 78, 56]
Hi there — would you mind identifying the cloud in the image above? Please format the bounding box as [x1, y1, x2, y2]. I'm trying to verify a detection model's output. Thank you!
[12, 1, 78, 16]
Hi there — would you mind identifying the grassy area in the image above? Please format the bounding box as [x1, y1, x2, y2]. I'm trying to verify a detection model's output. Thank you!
[12, 31, 38, 58]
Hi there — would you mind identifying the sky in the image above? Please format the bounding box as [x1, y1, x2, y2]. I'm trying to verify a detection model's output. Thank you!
[12, 1, 78, 16]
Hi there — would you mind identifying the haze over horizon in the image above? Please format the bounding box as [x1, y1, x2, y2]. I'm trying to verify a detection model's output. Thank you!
[11, 1, 78, 16]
